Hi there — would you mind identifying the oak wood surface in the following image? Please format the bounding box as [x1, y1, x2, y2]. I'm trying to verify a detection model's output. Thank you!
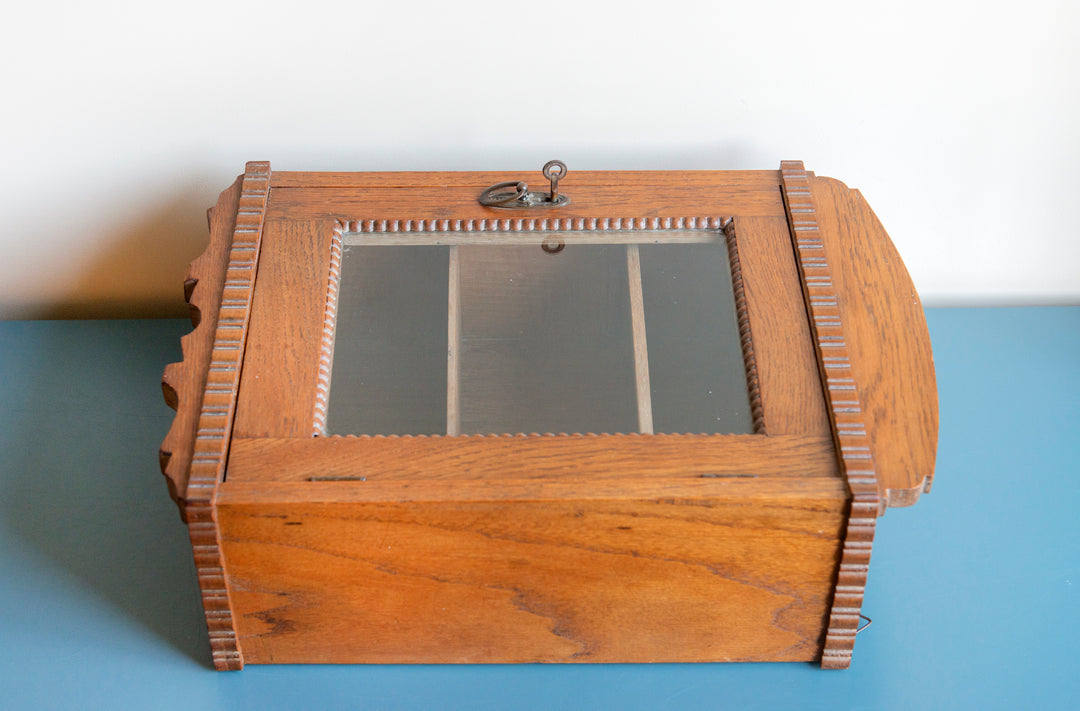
[232, 218, 332, 438]
[217, 481, 846, 663]
[159, 176, 240, 515]
[226, 434, 840, 483]
[217, 475, 848, 505]
[733, 216, 832, 436]
[266, 185, 785, 222]
[809, 176, 939, 508]
[724, 220, 765, 433]
[269, 169, 786, 190]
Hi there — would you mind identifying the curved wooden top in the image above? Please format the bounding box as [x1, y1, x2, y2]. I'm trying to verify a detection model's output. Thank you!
[809, 174, 939, 510]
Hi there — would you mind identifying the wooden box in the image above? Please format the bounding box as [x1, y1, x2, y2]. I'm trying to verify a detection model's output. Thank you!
[159, 161, 938, 670]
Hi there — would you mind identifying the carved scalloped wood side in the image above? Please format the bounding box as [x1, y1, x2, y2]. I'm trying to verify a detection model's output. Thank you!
[160, 175, 242, 519]
[807, 175, 939, 509]
[160, 161, 271, 671]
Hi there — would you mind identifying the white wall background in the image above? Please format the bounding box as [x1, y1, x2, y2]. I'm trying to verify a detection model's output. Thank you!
[2, 0, 1077, 318]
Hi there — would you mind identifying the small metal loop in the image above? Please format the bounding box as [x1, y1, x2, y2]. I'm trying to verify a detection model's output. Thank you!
[856, 614, 872, 634]
[478, 161, 569, 208]
[478, 180, 529, 207]
[543, 159, 567, 203]
[541, 238, 565, 254]
[542, 159, 567, 182]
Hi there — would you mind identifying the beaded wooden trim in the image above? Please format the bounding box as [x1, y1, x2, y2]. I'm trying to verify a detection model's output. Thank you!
[311, 222, 345, 436]
[186, 160, 270, 670]
[779, 160, 881, 670]
[313, 216, 764, 437]
[340, 216, 727, 233]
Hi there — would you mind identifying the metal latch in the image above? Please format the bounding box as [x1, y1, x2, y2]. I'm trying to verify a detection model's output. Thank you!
[478, 160, 570, 209]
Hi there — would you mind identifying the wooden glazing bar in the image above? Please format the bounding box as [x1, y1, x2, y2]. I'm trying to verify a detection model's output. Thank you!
[447, 246, 461, 436]
[626, 245, 654, 434]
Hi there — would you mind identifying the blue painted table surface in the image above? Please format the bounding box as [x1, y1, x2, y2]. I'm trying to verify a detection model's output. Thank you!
[1, 308, 1077, 710]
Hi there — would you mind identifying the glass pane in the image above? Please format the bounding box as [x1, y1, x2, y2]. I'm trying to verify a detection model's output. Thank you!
[325, 245, 449, 435]
[326, 229, 755, 437]
[639, 243, 755, 434]
[457, 244, 637, 435]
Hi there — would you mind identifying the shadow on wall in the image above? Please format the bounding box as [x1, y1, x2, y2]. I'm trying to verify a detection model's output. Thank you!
[32, 144, 763, 320]
[0, 319, 211, 667]
[43, 178, 229, 320]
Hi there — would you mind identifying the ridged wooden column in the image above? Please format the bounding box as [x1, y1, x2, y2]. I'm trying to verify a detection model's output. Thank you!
[174, 161, 269, 670]
[780, 160, 881, 669]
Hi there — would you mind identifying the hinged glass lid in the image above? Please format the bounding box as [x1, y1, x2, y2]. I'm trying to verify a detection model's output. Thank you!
[322, 220, 756, 437]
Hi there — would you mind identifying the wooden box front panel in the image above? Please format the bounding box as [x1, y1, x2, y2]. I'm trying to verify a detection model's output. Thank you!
[217, 478, 847, 664]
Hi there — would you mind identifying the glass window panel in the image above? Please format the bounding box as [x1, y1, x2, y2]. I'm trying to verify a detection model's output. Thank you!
[457, 244, 638, 435]
[325, 229, 755, 437]
[639, 243, 755, 434]
[325, 245, 449, 435]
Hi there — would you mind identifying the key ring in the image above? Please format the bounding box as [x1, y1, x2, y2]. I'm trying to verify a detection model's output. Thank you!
[477, 181, 529, 207]
[542, 160, 567, 204]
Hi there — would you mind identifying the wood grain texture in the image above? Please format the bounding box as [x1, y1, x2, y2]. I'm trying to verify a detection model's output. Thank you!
[160, 175, 240, 516]
[219, 474, 848, 505]
[725, 219, 765, 434]
[780, 160, 880, 670]
[733, 216, 832, 435]
[232, 217, 333, 439]
[266, 185, 784, 222]
[809, 176, 939, 507]
[217, 479, 847, 663]
[227, 434, 840, 483]
[169, 160, 271, 671]
[269, 169, 787, 190]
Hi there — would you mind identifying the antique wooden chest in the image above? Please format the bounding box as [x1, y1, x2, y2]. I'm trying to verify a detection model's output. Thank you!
[159, 160, 938, 670]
